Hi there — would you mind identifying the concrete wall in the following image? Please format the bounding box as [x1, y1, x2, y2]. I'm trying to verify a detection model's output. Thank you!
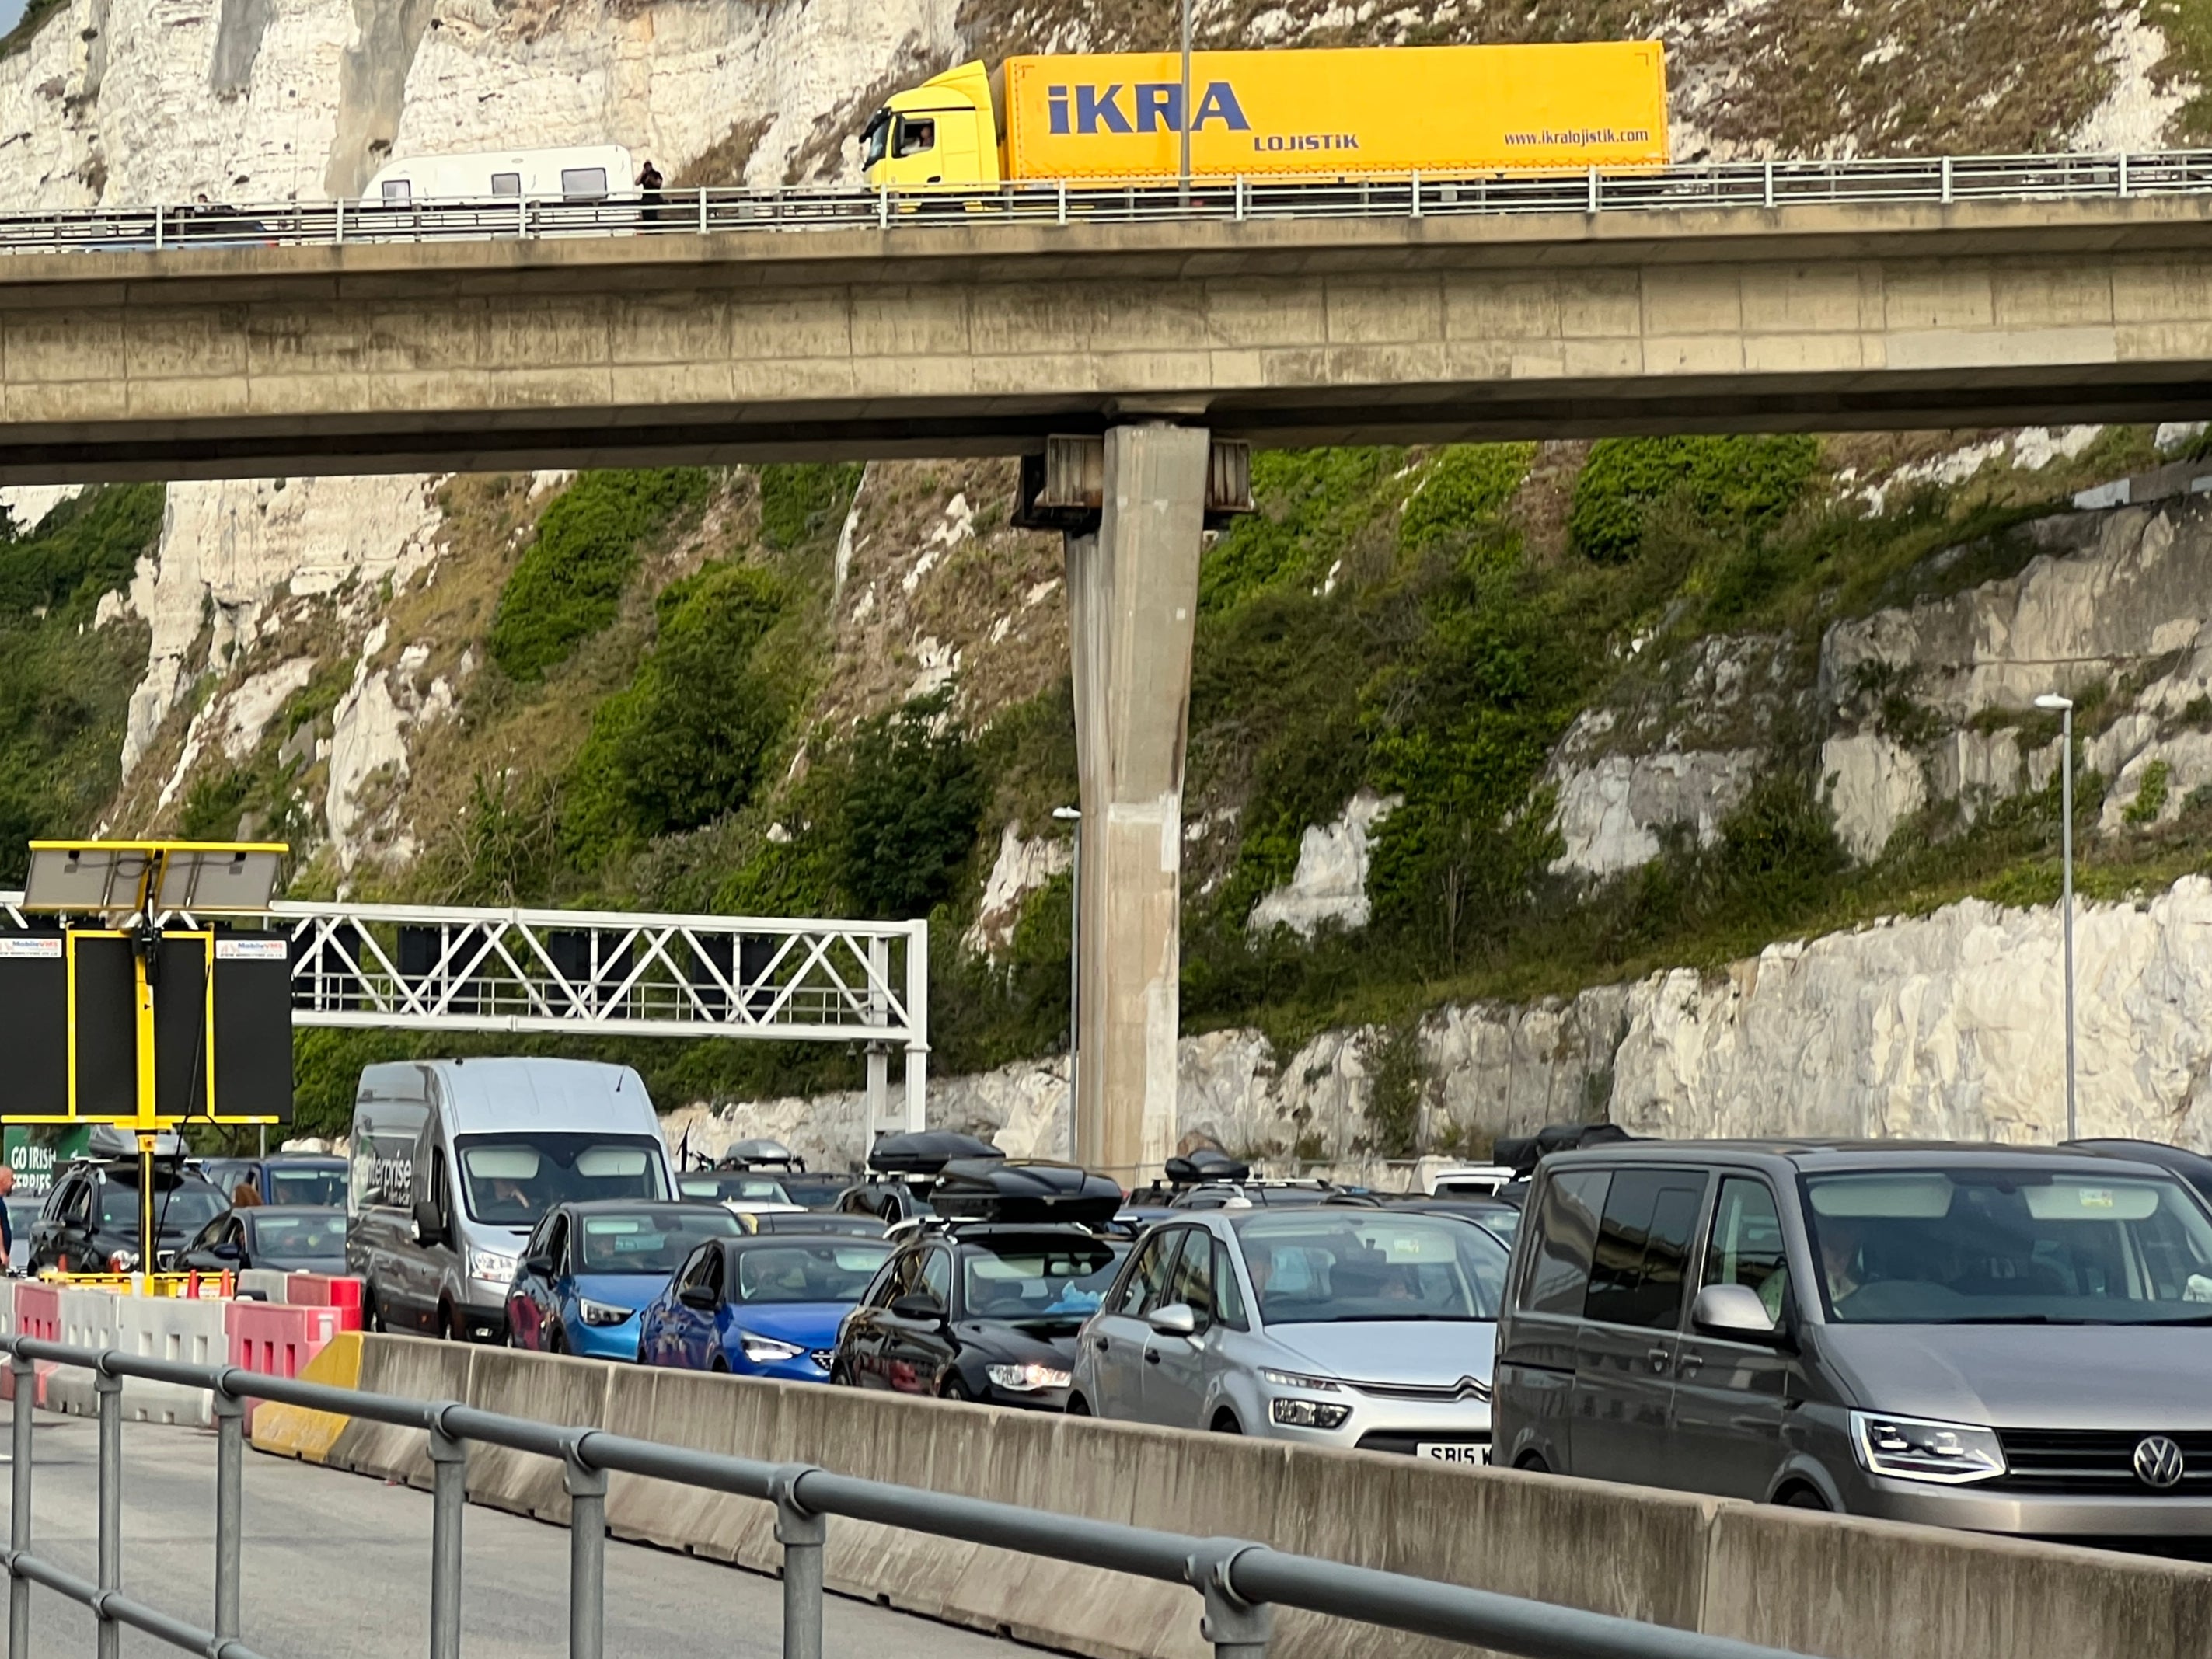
[13, 197, 2212, 482]
[295, 1336, 2212, 1659]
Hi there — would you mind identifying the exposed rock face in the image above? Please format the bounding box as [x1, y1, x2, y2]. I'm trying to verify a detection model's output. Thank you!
[1544, 633, 1797, 878]
[1247, 789, 1399, 937]
[1819, 500, 2212, 856]
[704, 883, 2212, 1168]
[965, 821, 1070, 955]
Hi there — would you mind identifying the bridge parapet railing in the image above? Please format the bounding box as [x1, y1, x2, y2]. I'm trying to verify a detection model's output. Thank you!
[0, 148, 2209, 254]
[0, 1333, 1816, 1659]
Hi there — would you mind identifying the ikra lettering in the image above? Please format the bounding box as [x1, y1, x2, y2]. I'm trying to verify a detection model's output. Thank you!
[1047, 81, 1252, 134]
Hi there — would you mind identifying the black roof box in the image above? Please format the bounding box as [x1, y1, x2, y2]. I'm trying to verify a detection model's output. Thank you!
[930, 1159, 1123, 1225]
[1498, 1123, 1636, 1175]
[1164, 1148, 1250, 1186]
[867, 1131, 1007, 1177]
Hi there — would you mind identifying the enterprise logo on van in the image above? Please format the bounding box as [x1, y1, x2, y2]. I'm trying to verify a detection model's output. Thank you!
[1047, 81, 1251, 135]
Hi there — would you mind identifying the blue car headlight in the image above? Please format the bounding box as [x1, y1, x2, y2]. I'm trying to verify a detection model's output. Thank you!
[577, 1298, 631, 1328]
[738, 1331, 805, 1364]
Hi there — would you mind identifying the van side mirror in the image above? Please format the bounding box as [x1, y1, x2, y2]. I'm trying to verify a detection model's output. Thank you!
[412, 1197, 448, 1249]
[1691, 1283, 1783, 1342]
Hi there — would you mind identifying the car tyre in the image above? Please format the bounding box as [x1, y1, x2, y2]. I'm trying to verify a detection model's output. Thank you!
[1515, 1453, 1551, 1473]
[1066, 1394, 1092, 1417]
[1780, 1486, 1830, 1511]
[1210, 1410, 1241, 1435]
[439, 1302, 466, 1344]
[710, 1355, 730, 1375]
[828, 1358, 853, 1387]
[545, 1321, 567, 1356]
[941, 1373, 974, 1403]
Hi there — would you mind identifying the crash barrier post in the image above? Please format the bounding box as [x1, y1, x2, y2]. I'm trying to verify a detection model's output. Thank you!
[0, 1333, 1826, 1659]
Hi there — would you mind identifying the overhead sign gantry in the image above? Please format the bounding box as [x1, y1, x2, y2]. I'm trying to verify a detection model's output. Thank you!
[1, 841, 293, 1281]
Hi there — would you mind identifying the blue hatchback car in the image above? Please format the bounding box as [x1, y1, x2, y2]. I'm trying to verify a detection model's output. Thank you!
[507, 1201, 741, 1361]
[639, 1235, 892, 1380]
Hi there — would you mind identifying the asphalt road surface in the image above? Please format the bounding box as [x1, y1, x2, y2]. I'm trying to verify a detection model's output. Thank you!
[0, 1413, 1032, 1659]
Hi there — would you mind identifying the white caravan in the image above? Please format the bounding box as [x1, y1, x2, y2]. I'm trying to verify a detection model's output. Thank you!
[363, 145, 637, 203]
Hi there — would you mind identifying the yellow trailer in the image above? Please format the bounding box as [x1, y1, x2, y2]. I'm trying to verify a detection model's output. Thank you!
[861, 42, 1669, 190]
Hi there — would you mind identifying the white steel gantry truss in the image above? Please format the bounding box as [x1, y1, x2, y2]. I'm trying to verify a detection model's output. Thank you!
[0, 896, 929, 1134]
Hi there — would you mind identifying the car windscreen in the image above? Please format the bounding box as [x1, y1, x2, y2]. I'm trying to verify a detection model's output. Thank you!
[1237, 1212, 1506, 1325]
[959, 1237, 1127, 1325]
[266, 1167, 347, 1208]
[1805, 1169, 2212, 1324]
[676, 1173, 793, 1205]
[456, 1134, 668, 1225]
[99, 1182, 226, 1232]
[729, 1242, 891, 1304]
[575, 1209, 738, 1273]
[249, 1213, 347, 1256]
[860, 110, 891, 168]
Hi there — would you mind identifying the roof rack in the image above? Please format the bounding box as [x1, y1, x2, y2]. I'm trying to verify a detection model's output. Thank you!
[720, 1137, 806, 1173]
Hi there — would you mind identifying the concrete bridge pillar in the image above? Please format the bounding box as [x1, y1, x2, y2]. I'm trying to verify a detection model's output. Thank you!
[1065, 423, 1211, 1184]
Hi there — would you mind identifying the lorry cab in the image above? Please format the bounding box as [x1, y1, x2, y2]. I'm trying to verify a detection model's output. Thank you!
[346, 1058, 672, 1343]
[861, 62, 1001, 190]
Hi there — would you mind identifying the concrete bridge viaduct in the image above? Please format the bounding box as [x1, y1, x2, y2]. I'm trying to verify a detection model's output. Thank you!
[13, 193, 2212, 1176]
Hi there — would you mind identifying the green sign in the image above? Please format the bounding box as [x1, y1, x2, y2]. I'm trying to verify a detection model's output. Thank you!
[4, 1125, 89, 1197]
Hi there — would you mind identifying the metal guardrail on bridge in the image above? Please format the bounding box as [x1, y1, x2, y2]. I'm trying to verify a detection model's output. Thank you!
[0, 148, 2209, 255]
[0, 1333, 1814, 1659]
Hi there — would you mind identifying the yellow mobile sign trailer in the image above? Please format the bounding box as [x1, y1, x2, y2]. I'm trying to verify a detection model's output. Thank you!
[863, 42, 1669, 190]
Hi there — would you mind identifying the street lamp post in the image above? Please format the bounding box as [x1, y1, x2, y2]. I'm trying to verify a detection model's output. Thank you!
[1052, 805, 1082, 1162]
[2035, 693, 2077, 1141]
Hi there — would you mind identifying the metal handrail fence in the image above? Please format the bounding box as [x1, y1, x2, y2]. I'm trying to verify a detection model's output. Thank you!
[0, 1334, 1817, 1659]
[2, 149, 2210, 258]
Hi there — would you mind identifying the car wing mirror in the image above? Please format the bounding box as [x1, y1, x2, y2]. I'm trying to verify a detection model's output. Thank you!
[1146, 1302, 1199, 1338]
[1690, 1283, 1784, 1342]
[889, 1291, 946, 1323]
[522, 1253, 553, 1278]
[210, 1242, 242, 1261]
[678, 1284, 717, 1311]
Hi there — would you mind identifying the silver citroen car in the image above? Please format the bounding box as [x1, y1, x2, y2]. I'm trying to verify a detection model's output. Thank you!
[1069, 1206, 1507, 1462]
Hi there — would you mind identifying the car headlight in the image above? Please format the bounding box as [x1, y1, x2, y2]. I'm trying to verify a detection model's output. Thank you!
[1271, 1397, 1353, 1430]
[1260, 1368, 1342, 1392]
[738, 1332, 805, 1364]
[986, 1362, 1072, 1392]
[1849, 1411, 2006, 1485]
[468, 1248, 519, 1284]
[577, 1299, 631, 1328]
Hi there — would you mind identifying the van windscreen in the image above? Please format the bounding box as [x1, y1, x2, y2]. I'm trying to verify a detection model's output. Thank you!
[1805, 1169, 2212, 1324]
[457, 1134, 666, 1224]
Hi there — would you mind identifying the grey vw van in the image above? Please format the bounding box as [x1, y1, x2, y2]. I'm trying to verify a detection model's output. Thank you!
[1492, 1141, 2212, 1545]
[347, 1058, 673, 1342]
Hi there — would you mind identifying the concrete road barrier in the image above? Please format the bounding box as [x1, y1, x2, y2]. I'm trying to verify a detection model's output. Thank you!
[280, 1337, 2212, 1659]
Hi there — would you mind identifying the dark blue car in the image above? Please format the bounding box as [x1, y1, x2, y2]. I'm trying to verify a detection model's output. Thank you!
[638, 1235, 892, 1380]
[506, 1201, 741, 1360]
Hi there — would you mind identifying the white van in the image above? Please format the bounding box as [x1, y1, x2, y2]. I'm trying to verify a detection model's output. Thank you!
[363, 145, 637, 204]
[345, 1058, 672, 1342]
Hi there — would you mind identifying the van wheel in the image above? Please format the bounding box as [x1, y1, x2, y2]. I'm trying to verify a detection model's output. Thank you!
[1780, 1486, 1831, 1511]
[1515, 1453, 1551, 1473]
[439, 1302, 465, 1344]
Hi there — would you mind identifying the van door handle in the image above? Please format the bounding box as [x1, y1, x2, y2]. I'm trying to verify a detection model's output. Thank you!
[1645, 1347, 1670, 1373]
[1090, 1336, 1109, 1352]
[1677, 1353, 1704, 1376]
[1144, 1347, 1162, 1365]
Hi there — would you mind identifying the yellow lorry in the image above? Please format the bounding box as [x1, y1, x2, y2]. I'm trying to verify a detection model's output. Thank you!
[860, 42, 1669, 190]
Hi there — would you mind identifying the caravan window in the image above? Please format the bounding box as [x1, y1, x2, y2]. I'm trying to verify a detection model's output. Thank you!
[381, 179, 411, 202]
[560, 167, 609, 199]
[491, 172, 522, 196]
[455, 1133, 668, 1224]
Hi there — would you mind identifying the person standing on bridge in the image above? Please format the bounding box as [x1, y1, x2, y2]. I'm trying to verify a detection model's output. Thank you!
[637, 159, 666, 226]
